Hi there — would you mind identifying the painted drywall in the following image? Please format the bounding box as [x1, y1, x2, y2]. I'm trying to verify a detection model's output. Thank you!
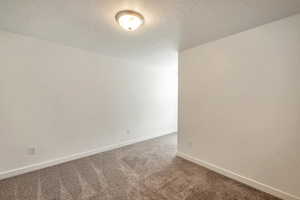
[179, 14, 300, 199]
[0, 30, 178, 175]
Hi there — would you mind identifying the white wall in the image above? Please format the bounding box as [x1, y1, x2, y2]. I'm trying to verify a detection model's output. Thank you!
[179, 14, 300, 200]
[0, 30, 178, 176]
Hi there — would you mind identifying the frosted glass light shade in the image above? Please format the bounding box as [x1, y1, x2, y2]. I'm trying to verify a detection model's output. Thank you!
[115, 10, 144, 31]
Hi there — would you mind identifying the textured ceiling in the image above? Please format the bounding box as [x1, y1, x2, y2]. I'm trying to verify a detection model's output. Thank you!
[0, 0, 300, 63]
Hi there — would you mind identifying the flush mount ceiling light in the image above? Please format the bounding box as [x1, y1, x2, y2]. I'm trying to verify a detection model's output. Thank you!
[115, 10, 144, 31]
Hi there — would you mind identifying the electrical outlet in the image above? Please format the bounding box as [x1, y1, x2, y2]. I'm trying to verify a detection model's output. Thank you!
[126, 129, 131, 135]
[27, 147, 36, 155]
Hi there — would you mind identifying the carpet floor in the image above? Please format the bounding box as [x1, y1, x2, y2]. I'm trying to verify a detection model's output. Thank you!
[0, 133, 280, 200]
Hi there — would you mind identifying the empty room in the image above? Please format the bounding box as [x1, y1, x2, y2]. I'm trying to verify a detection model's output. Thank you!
[0, 1, 299, 200]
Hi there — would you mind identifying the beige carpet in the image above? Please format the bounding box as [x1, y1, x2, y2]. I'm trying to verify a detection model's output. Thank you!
[0, 133, 280, 200]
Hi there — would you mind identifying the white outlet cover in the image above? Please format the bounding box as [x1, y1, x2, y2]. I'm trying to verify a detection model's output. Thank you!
[27, 147, 36, 155]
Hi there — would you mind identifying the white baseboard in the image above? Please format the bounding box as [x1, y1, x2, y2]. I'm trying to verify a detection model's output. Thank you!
[176, 152, 300, 200]
[0, 132, 175, 180]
